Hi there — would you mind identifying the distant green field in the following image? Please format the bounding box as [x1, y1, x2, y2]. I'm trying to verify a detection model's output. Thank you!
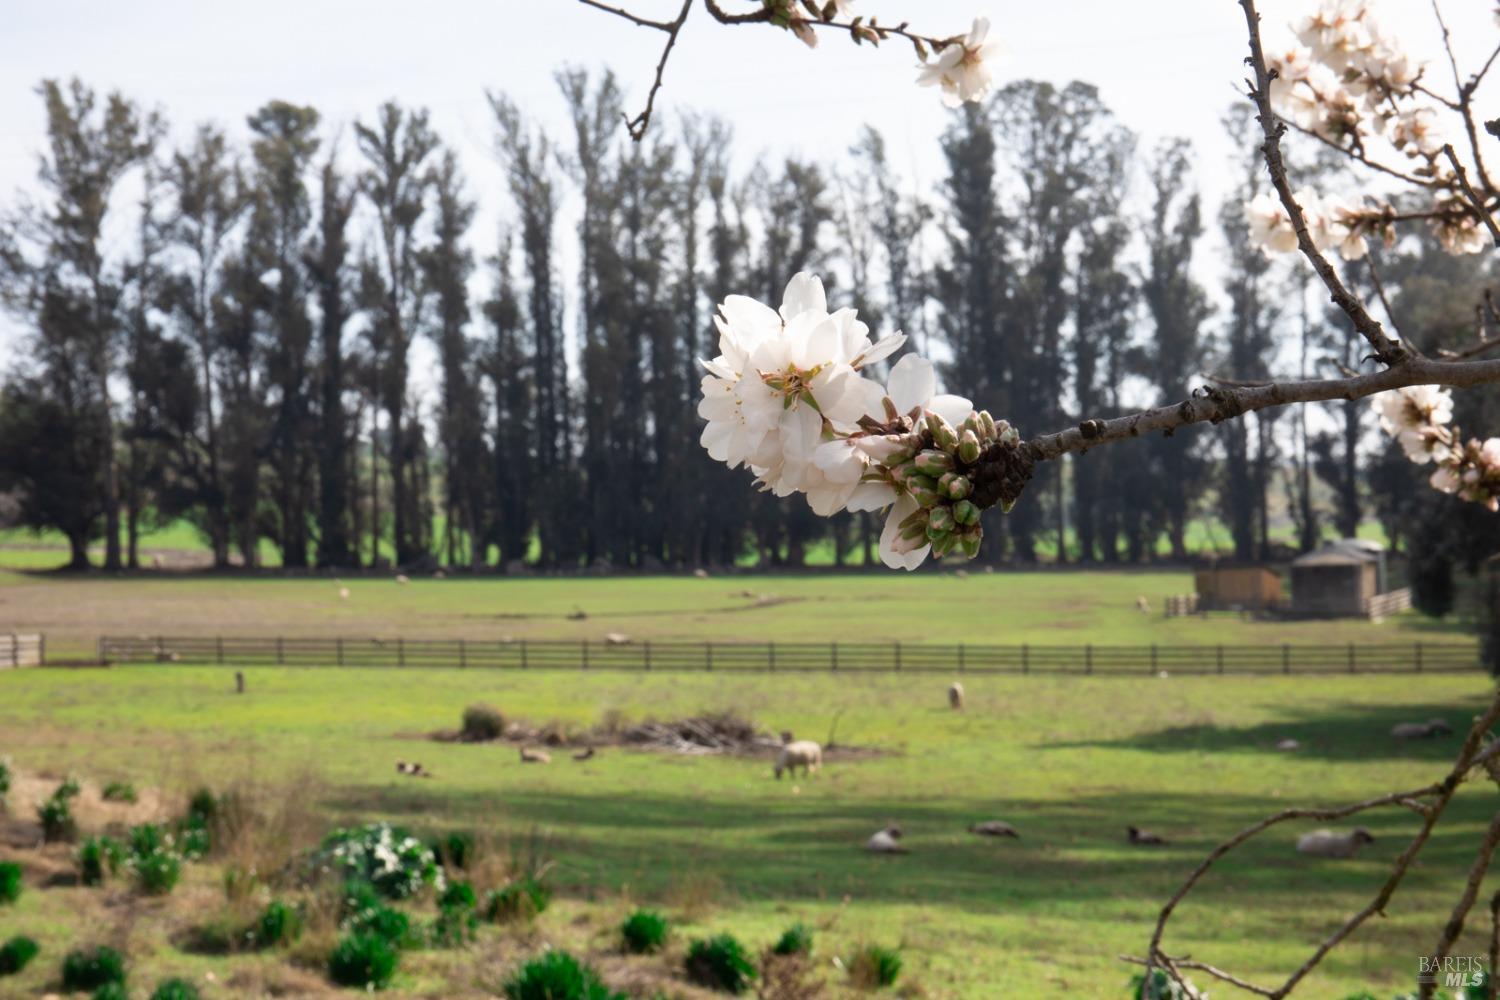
[0, 566, 1468, 662]
[0, 666, 1493, 998]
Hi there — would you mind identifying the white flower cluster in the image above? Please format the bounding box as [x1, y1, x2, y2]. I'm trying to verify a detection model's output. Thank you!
[699, 273, 1003, 570]
[1251, 0, 1489, 259]
[1371, 384, 1500, 511]
[323, 822, 444, 899]
[916, 17, 1002, 108]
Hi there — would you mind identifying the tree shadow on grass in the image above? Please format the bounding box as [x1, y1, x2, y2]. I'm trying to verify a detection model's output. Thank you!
[316, 782, 1496, 918]
[1038, 694, 1497, 762]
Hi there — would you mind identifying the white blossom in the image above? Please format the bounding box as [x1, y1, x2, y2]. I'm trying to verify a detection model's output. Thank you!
[1388, 107, 1443, 157]
[1246, 192, 1299, 254]
[1371, 384, 1453, 463]
[916, 17, 1002, 109]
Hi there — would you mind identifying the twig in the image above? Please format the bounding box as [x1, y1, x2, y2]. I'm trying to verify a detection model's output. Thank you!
[1121, 954, 1274, 997]
[1365, 254, 1407, 347]
[1023, 355, 1500, 463]
[574, 0, 678, 30]
[624, 0, 694, 141]
[1442, 143, 1500, 247]
[1286, 119, 1449, 190]
[1238, 0, 1406, 366]
[1420, 809, 1500, 1000]
[1433, 0, 1497, 194]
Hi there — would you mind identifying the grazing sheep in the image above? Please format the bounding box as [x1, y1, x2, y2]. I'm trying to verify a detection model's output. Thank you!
[693, 568, 709, 579]
[968, 821, 1019, 839]
[774, 740, 822, 780]
[604, 632, 631, 646]
[395, 574, 410, 585]
[434, 569, 446, 580]
[1275, 738, 1301, 752]
[1127, 825, 1167, 846]
[1392, 719, 1453, 739]
[395, 760, 432, 778]
[1135, 595, 1151, 614]
[866, 826, 907, 854]
[519, 747, 552, 764]
[948, 682, 965, 710]
[572, 747, 596, 762]
[1296, 827, 1375, 858]
[1427, 717, 1454, 736]
[338, 586, 350, 600]
[150, 554, 164, 569]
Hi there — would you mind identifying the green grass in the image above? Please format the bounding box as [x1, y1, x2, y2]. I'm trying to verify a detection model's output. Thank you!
[0, 664, 1495, 997]
[0, 566, 1471, 661]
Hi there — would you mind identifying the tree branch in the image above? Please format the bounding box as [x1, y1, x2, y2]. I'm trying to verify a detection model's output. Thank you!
[1443, 142, 1500, 247]
[1238, 0, 1407, 365]
[1421, 809, 1500, 1000]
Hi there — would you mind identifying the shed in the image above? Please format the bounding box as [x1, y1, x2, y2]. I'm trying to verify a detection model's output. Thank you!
[1291, 543, 1380, 618]
[1194, 566, 1283, 610]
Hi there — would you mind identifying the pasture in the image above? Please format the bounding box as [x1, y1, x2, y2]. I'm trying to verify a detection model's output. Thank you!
[0, 662, 1496, 998]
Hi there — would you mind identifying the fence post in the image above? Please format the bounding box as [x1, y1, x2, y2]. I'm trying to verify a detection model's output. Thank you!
[216, 636, 224, 665]
[644, 640, 651, 671]
[337, 638, 344, 667]
[276, 637, 284, 666]
[1216, 645, 1224, 674]
[706, 642, 713, 671]
[1282, 644, 1290, 674]
[1022, 644, 1029, 675]
[38, 634, 45, 666]
[769, 642, 776, 672]
[520, 639, 528, 670]
[582, 639, 589, 670]
[459, 639, 467, 669]
[1150, 644, 1157, 673]
[831, 641, 838, 671]
[1416, 641, 1423, 673]
[1085, 644, 1093, 675]
[96, 636, 104, 665]
[959, 642, 966, 672]
[895, 641, 902, 672]
[11, 633, 18, 667]
[1348, 643, 1356, 673]
[397, 638, 405, 668]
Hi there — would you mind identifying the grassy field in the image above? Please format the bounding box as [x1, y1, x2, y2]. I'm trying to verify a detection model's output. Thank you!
[0, 566, 1471, 662]
[0, 666, 1496, 998]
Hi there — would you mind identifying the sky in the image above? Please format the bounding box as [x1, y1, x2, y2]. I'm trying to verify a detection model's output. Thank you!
[0, 0, 1495, 368]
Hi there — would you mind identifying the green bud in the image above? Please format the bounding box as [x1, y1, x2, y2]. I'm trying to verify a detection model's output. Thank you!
[958, 429, 981, 464]
[961, 413, 982, 439]
[891, 460, 918, 482]
[910, 482, 943, 508]
[929, 504, 956, 533]
[939, 472, 971, 500]
[956, 529, 982, 561]
[898, 506, 928, 533]
[978, 410, 997, 441]
[913, 449, 954, 476]
[953, 499, 980, 526]
[925, 411, 959, 453]
[900, 516, 930, 543]
[930, 530, 958, 557]
[880, 446, 916, 469]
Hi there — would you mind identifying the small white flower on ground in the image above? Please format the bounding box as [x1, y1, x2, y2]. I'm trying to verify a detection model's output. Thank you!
[916, 17, 1002, 108]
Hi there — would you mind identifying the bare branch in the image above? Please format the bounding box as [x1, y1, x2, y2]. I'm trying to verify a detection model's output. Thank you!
[1443, 142, 1500, 246]
[1022, 355, 1500, 464]
[1238, 0, 1407, 365]
[1286, 118, 1449, 190]
[1432, 0, 1497, 194]
[1421, 809, 1500, 999]
[574, 0, 679, 30]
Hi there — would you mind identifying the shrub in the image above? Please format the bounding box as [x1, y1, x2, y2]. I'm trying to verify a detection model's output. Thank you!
[100, 781, 137, 803]
[430, 880, 479, 946]
[845, 944, 902, 990]
[328, 932, 398, 990]
[503, 950, 624, 1000]
[133, 849, 182, 895]
[1129, 969, 1200, 1000]
[176, 788, 216, 859]
[150, 978, 202, 1000]
[461, 703, 506, 741]
[434, 830, 475, 869]
[771, 923, 813, 957]
[78, 836, 126, 886]
[320, 823, 443, 900]
[128, 823, 167, 858]
[254, 899, 303, 949]
[0, 935, 39, 975]
[60, 945, 126, 991]
[38, 785, 78, 843]
[484, 875, 552, 923]
[92, 985, 128, 1000]
[620, 909, 669, 954]
[0, 756, 11, 804]
[685, 934, 756, 994]
[0, 861, 20, 904]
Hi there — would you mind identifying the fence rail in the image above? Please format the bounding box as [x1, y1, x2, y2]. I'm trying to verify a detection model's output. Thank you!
[0, 633, 43, 668]
[96, 635, 1481, 675]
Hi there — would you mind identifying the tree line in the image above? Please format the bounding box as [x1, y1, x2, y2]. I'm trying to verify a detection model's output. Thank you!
[0, 74, 1493, 574]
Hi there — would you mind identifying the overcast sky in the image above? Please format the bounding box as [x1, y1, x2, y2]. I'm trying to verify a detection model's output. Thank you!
[0, 0, 1494, 365]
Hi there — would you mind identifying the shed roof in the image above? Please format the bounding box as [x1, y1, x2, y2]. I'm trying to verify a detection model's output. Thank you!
[1292, 546, 1376, 568]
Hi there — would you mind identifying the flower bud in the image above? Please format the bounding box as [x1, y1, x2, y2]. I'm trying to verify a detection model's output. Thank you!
[914, 449, 954, 476]
[900, 514, 930, 543]
[926, 411, 959, 453]
[898, 506, 928, 533]
[962, 413, 982, 440]
[891, 460, 919, 483]
[930, 530, 958, 557]
[928, 504, 956, 533]
[953, 499, 980, 526]
[939, 472, 971, 500]
[958, 429, 981, 465]
[910, 480, 943, 508]
[978, 410, 997, 441]
[956, 527, 982, 561]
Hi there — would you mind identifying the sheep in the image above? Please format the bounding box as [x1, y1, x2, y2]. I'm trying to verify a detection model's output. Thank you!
[1135, 595, 1151, 614]
[572, 747, 596, 762]
[395, 573, 410, 585]
[774, 740, 822, 780]
[1275, 738, 1301, 752]
[1427, 717, 1454, 736]
[968, 821, 1019, 839]
[1296, 827, 1375, 859]
[866, 825, 907, 854]
[1392, 719, 1453, 739]
[693, 568, 710, 579]
[604, 632, 631, 646]
[948, 682, 965, 710]
[519, 747, 551, 764]
[338, 586, 350, 601]
[1127, 825, 1167, 846]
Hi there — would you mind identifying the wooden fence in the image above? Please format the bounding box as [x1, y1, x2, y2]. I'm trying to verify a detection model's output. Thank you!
[96, 635, 1481, 675]
[0, 633, 44, 668]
